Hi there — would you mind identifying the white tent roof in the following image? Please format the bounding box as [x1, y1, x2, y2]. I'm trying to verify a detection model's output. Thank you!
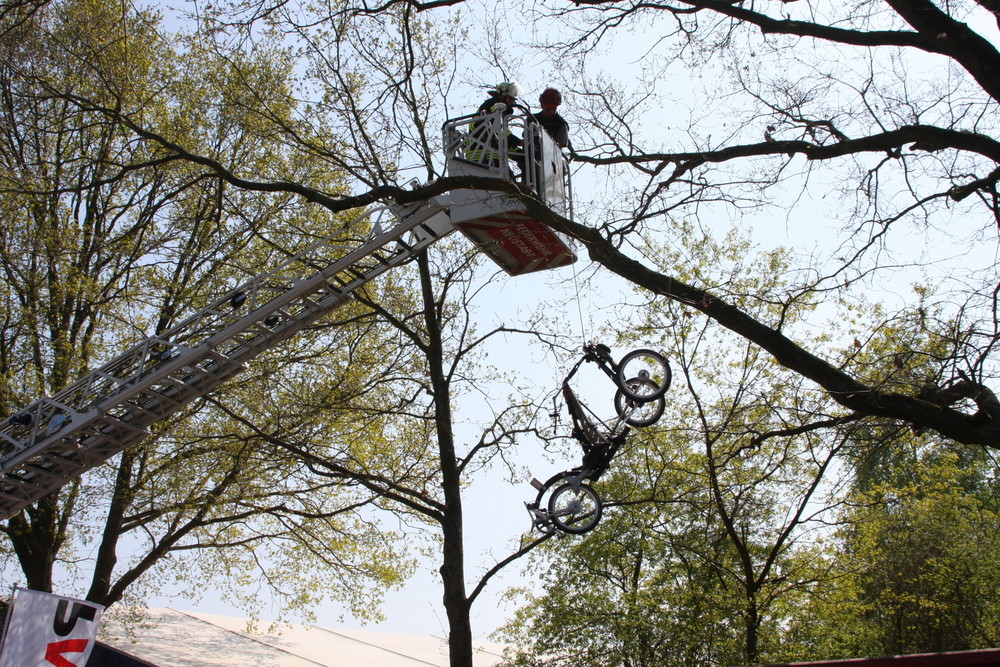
[99, 608, 510, 667]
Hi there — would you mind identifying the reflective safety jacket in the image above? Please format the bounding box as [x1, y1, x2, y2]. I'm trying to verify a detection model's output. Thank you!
[466, 95, 523, 166]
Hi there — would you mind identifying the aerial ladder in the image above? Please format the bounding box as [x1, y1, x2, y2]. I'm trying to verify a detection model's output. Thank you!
[0, 108, 577, 520]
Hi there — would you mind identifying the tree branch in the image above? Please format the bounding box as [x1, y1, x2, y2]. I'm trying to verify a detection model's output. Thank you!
[511, 195, 1000, 448]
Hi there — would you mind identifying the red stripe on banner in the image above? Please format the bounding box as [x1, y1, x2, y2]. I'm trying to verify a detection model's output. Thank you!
[45, 639, 89, 667]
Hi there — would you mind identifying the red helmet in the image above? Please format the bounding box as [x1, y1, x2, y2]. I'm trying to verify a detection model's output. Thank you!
[539, 88, 562, 106]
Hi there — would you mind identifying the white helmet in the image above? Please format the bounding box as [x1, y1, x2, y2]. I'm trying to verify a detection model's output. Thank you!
[493, 81, 522, 99]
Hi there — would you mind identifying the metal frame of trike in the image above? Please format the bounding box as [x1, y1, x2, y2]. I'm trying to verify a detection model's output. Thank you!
[524, 343, 656, 536]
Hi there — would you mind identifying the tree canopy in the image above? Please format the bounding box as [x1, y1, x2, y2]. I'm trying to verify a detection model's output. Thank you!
[0, 0, 418, 626]
[27, 0, 994, 448]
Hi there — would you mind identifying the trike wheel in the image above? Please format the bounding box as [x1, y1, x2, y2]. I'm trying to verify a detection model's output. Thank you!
[615, 381, 666, 426]
[616, 349, 670, 402]
[547, 482, 602, 534]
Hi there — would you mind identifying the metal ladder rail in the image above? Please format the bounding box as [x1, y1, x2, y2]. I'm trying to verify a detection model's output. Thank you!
[0, 200, 454, 519]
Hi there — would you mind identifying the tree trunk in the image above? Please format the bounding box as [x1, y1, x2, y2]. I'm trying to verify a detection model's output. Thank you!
[417, 252, 474, 667]
[86, 450, 135, 604]
[745, 594, 760, 665]
[4, 491, 74, 592]
[440, 512, 473, 667]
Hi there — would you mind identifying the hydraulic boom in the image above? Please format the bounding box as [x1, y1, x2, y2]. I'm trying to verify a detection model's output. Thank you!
[0, 204, 452, 519]
[0, 107, 575, 520]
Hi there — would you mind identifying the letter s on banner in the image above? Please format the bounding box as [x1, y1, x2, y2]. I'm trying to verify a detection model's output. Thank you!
[0, 588, 104, 667]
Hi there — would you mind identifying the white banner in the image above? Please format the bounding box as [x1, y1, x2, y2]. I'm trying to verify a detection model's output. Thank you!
[0, 588, 104, 667]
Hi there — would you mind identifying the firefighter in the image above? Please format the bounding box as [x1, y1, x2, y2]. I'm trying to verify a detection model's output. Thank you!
[467, 82, 525, 171]
[532, 87, 571, 150]
[477, 81, 521, 115]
